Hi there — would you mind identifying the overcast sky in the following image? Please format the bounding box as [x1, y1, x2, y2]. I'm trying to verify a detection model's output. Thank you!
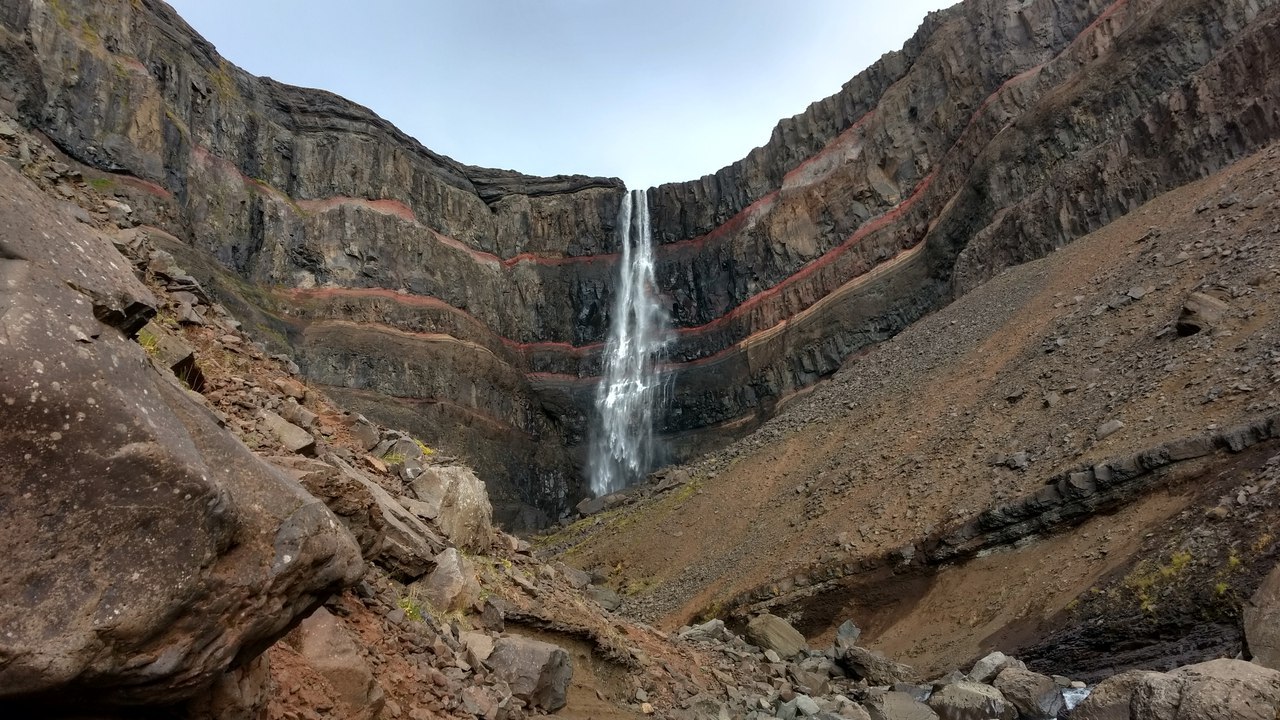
[166, 1, 955, 189]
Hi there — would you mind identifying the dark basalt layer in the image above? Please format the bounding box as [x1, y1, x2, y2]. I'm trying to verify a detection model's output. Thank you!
[4, 0, 1280, 524]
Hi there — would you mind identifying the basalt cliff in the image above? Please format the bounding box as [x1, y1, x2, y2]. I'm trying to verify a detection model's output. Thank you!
[4, 0, 1280, 531]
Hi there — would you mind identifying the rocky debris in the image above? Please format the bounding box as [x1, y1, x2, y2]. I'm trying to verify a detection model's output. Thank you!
[746, 613, 808, 659]
[289, 608, 385, 720]
[926, 681, 1016, 720]
[1075, 659, 1280, 719]
[1246, 560, 1280, 670]
[348, 459, 446, 581]
[487, 636, 574, 712]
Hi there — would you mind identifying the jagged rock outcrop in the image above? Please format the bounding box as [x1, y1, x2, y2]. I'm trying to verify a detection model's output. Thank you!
[0, 160, 364, 707]
[4, 0, 1280, 525]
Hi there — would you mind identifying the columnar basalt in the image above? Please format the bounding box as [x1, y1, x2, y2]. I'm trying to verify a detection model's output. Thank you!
[4, 0, 1280, 524]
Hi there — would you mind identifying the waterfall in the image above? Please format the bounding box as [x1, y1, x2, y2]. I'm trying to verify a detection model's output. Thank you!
[588, 189, 670, 497]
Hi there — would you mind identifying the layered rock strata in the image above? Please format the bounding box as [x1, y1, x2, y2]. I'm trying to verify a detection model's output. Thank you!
[5, 0, 1280, 522]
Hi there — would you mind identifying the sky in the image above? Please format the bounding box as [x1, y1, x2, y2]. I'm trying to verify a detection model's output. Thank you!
[166, 0, 955, 190]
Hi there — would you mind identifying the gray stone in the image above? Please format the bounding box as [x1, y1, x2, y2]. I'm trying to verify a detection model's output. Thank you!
[587, 584, 623, 611]
[261, 409, 317, 455]
[410, 465, 494, 552]
[281, 396, 319, 430]
[746, 613, 808, 658]
[488, 636, 574, 712]
[1076, 660, 1280, 720]
[1096, 419, 1125, 440]
[795, 694, 820, 716]
[994, 666, 1065, 719]
[835, 619, 862, 650]
[1177, 292, 1230, 336]
[415, 547, 480, 613]
[838, 645, 917, 685]
[350, 416, 381, 451]
[865, 691, 939, 720]
[927, 681, 1015, 720]
[969, 651, 1024, 683]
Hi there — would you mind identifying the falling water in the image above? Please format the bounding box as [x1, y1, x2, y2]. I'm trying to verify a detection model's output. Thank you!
[588, 189, 670, 496]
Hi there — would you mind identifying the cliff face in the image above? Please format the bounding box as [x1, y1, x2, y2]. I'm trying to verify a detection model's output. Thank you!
[5, 0, 1279, 526]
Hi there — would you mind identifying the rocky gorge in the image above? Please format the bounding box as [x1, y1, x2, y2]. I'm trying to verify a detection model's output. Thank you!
[7, 0, 1280, 526]
[7, 0, 1280, 717]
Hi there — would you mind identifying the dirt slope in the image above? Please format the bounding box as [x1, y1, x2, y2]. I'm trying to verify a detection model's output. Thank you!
[547, 140, 1280, 677]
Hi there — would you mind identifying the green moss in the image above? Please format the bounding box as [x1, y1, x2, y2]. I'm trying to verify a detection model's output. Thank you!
[89, 176, 115, 192]
[136, 326, 160, 355]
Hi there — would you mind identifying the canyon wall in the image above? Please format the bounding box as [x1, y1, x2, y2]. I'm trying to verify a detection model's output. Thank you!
[4, 0, 1280, 525]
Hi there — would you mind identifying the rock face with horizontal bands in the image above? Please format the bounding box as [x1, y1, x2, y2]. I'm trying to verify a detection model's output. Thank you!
[0, 162, 364, 706]
[6, 0, 1280, 523]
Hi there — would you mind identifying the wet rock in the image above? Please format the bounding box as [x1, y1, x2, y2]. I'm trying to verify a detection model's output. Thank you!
[290, 608, 384, 720]
[994, 666, 1065, 719]
[927, 681, 1015, 720]
[746, 613, 808, 658]
[487, 636, 573, 712]
[1246, 560, 1280, 670]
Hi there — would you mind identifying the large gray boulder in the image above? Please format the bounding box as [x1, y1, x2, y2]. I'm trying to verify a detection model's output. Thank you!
[270, 454, 387, 561]
[994, 666, 1065, 719]
[416, 547, 481, 612]
[1246, 560, 1280, 670]
[865, 690, 939, 720]
[487, 636, 574, 712]
[968, 651, 1025, 683]
[1075, 660, 1280, 720]
[838, 645, 919, 685]
[927, 681, 1016, 720]
[746, 613, 808, 658]
[0, 163, 364, 706]
[410, 464, 494, 552]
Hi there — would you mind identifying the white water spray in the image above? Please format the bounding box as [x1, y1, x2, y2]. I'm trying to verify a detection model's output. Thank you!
[589, 189, 670, 496]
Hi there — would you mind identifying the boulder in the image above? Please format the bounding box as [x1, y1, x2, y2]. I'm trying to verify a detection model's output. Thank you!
[349, 416, 381, 451]
[1246, 560, 1280, 670]
[554, 561, 593, 590]
[994, 666, 1065, 719]
[838, 645, 918, 685]
[834, 619, 863, 650]
[260, 409, 317, 455]
[746, 613, 808, 658]
[290, 608, 384, 720]
[865, 690, 939, 720]
[968, 651, 1025, 683]
[927, 681, 1016, 720]
[411, 465, 495, 552]
[587, 584, 623, 612]
[487, 636, 574, 712]
[416, 547, 481, 612]
[0, 161, 363, 706]
[186, 655, 272, 720]
[1176, 291, 1230, 336]
[1076, 659, 1280, 720]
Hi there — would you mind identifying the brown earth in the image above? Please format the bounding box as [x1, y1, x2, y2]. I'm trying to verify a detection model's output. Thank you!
[548, 139, 1280, 678]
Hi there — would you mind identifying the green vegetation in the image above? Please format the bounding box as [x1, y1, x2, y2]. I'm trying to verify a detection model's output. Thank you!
[383, 452, 407, 466]
[136, 326, 160, 356]
[414, 438, 436, 457]
[397, 596, 424, 623]
[89, 176, 115, 192]
[1124, 549, 1195, 614]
